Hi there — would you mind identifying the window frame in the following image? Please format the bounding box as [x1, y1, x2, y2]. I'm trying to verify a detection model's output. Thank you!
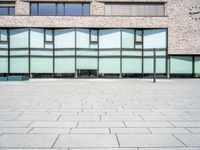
[30, 2, 90, 16]
[0, 6, 15, 15]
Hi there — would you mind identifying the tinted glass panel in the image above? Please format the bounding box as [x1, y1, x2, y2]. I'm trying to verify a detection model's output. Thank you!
[57, 3, 64, 15]
[31, 3, 38, 15]
[9, 7, 15, 15]
[65, 4, 82, 16]
[83, 3, 90, 16]
[39, 3, 56, 15]
[0, 8, 8, 15]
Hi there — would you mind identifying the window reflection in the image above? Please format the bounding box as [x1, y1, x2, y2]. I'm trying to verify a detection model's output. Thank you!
[65, 4, 82, 16]
[38, 3, 56, 15]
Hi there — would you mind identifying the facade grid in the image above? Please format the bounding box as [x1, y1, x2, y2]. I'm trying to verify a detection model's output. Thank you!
[0, 0, 200, 78]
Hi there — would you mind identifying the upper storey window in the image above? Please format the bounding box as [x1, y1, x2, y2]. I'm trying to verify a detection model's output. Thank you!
[105, 3, 165, 17]
[31, 3, 90, 16]
[0, 2, 15, 15]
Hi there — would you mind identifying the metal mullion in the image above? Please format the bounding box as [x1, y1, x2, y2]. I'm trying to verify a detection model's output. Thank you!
[192, 56, 195, 77]
[120, 29, 122, 78]
[28, 28, 31, 78]
[166, 28, 168, 78]
[97, 29, 99, 77]
[75, 29, 77, 78]
[141, 29, 144, 78]
[8, 29, 10, 76]
[53, 29, 55, 77]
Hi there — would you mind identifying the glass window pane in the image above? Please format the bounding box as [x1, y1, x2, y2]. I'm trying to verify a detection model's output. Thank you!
[10, 58, 29, 73]
[0, 8, 8, 15]
[54, 29, 75, 48]
[195, 57, 200, 74]
[76, 29, 90, 48]
[136, 30, 142, 42]
[144, 29, 167, 49]
[10, 29, 29, 48]
[77, 58, 97, 70]
[65, 4, 82, 16]
[31, 58, 53, 73]
[170, 56, 193, 74]
[122, 29, 134, 48]
[31, 3, 38, 15]
[83, 3, 90, 16]
[99, 29, 121, 49]
[55, 58, 75, 73]
[57, 3, 64, 15]
[0, 58, 8, 73]
[122, 58, 142, 73]
[30, 28, 44, 48]
[90, 30, 97, 42]
[39, 3, 56, 15]
[99, 58, 120, 74]
[0, 29, 8, 41]
[45, 30, 53, 42]
[9, 7, 15, 15]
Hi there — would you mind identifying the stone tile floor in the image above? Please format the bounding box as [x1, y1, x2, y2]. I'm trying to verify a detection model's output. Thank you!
[0, 79, 200, 150]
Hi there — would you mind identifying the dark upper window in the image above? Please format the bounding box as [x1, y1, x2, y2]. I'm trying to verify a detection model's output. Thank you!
[31, 3, 90, 16]
[0, 2, 15, 15]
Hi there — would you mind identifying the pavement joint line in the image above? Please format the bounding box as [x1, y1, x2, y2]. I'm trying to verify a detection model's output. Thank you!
[51, 134, 60, 148]
[115, 133, 120, 147]
[171, 133, 188, 147]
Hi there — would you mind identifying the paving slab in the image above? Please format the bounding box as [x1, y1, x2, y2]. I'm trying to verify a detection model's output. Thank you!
[117, 134, 185, 147]
[110, 128, 150, 134]
[29, 127, 70, 134]
[54, 134, 119, 148]
[70, 128, 109, 134]
[174, 134, 200, 147]
[29, 121, 77, 127]
[0, 134, 58, 148]
[0, 79, 200, 149]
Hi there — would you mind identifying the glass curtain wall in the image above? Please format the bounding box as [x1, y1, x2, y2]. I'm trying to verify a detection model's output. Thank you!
[0, 29, 8, 76]
[0, 28, 171, 78]
[143, 29, 167, 76]
[122, 29, 142, 77]
[76, 29, 98, 77]
[170, 56, 193, 77]
[10, 29, 29, 74]
[30, 28, 53, 77]
[99, 29, 121, 76]
[54, 29, 75, 77]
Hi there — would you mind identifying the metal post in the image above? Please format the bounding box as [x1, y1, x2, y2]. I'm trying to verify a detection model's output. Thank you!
[153, 48, 156, 83]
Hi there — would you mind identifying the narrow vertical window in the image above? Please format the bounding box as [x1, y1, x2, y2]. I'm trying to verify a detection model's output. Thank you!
[31, 3, 38, 15]
[0, 30, 8, 42]
[45, 30, 53, 42]
[83, 3, 90, 16]
[90, 30, 98, 42]
[57, 3, 64, 15]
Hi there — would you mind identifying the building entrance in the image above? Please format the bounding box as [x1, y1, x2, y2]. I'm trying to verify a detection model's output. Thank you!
[77, 69, 97, 78]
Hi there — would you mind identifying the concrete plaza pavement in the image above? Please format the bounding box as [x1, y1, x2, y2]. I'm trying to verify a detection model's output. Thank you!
[0, 79, 200, 150]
